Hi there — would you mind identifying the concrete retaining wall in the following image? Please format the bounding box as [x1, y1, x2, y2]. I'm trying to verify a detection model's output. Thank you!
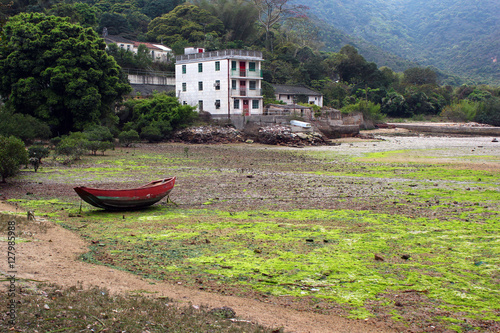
[212, 115, 290, 130]
[389, 123, 500, 136]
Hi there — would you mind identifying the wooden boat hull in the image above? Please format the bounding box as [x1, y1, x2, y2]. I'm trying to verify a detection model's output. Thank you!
[74, 177, 175, 210]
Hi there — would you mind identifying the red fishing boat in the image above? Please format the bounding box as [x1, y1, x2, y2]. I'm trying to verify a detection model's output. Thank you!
[74, 177, 176, 210]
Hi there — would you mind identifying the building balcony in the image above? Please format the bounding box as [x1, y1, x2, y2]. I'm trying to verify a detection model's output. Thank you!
[230, 89, 262, 97]
[230, 69, 263, 78]
[176, 49, 263, 62]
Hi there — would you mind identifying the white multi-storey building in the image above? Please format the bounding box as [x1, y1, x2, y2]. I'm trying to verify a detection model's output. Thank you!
[175, 48, 264, 117]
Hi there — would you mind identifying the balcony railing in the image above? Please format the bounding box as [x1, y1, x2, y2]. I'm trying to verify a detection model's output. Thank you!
[176, 49, 263, 62]
[231, 89, 262, 97]
[122, 68, 175, 77]
[230, 69, 263, 78]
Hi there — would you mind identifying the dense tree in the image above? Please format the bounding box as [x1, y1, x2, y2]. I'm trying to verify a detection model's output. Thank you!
[142, 0, 185, 19]
[192, 0, 258, 42]
[0, 13, 131, 135]
[474, 98, 500, 126]
[334, 45, 388, 88]
[0, 135, 28, 182]
[146, 4, 224, 47]
[0, 0, 9, 46]
[402, 67, 438, 86]
[380, 90, 409, 117]
[46, 2, 100, 28]
[99, 12, 131, 35]
[280, 16, 323, 50]
[0, 108, 52, 143]
[251, 0, 308, 51]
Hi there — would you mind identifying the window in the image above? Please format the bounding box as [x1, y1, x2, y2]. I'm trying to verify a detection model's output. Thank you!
[182, 83, 186, 91]
[249, 81, 256, 90]
[198, 63, 203, 72]
[234, 99, 240, 109]
[231, 61, 236, 70]
[198, 81, 203, 91]
[252, 100, 259, 109]
[214, 80, 220, 90]
[198, 100, 203, 111]
[215, 100, 221, 109]
[182, 65, 186, 74]
[249, 62, 256, 71]
[231, 80, 237, 90]
[215, 61, 220, 71]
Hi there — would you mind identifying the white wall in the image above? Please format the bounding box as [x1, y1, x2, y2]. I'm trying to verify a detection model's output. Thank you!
[176, 58, 263, 116]
[276, 93, 323, 107]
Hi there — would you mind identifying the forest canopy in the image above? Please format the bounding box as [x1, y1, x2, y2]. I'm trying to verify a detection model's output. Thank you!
[0, 12, 131, 135]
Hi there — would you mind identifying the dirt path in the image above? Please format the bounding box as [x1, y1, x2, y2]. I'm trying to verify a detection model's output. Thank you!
[0, 201, 394, 333]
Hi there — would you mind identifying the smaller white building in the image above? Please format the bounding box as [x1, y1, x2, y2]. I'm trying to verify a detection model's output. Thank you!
[272, 84, 323, 107]
[175, 48, 264, 117]
[104, 35, 172, 62]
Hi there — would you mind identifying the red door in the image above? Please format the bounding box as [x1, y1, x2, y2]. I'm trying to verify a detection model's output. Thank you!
[243, 100, 249, 116]
[239, 61, 246, 77]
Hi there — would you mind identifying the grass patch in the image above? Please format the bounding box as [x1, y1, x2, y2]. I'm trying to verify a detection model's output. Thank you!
[0, 282, 275, 333]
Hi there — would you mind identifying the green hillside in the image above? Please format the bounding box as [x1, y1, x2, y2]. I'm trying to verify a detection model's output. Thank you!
[301, 0, 500, 84]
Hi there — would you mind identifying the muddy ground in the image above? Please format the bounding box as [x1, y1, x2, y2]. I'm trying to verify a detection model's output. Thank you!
[1, 129, 499, 332]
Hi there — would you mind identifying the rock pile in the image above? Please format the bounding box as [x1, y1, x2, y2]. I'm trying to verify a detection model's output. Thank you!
[173, 125, 330, 146]
[173, 126, 245, 144]
[257, 125, 327, 146]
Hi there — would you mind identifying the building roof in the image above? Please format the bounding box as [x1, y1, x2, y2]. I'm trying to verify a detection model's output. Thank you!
[104, 35, 171, 52]
[153, 44, 172, 52]
[176, 49, 263, 63]
[104, 35, 135, 45]
[129, 84, 175, 97]
[133, 41, 162, 51]
[272, 84, 322, 96]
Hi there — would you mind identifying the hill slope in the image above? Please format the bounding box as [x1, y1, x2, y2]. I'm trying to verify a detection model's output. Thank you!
[300, 0, 500, 84]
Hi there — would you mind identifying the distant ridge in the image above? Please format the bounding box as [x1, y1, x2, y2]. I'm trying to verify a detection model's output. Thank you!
[299, 0, 500, 84]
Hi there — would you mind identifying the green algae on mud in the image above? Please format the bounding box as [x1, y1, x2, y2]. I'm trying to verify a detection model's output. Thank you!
[11, 198, 500, 326]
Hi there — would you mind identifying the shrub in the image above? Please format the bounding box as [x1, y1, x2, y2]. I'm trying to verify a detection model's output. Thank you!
[474, 98, 500, 126]
[140, 125, 163, 143]
[84, 125, 115, 155]
[84, 125, 114, 142]
[118, 130, 140, 147]
[28, 146, 50, 172]
[54, 132, 89, 162]
[86, 141, 115, 155]
[120, 93, 197, 141]
[440, 100, 478, 122]
[341, 100, 385, 123]
[0, 135, 29, 182]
